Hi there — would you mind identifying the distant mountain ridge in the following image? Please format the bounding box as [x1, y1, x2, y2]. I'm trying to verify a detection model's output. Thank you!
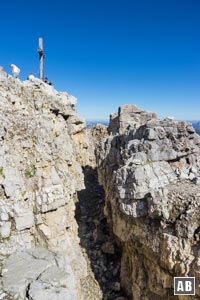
[86, 120, 200, 134]
[87, 119, 200, 134]
[86, 120, 109, 128]
[190, 121, 200, 135]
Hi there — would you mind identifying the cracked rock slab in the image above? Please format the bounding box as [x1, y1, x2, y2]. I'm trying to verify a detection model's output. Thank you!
[1, 248, 76, 300]
[29, 266, 76, 300]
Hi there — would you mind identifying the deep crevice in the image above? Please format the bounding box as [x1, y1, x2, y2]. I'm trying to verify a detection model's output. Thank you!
[75, 166, 128, 300]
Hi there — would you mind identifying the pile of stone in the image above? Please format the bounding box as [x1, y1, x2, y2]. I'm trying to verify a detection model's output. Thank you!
[76, 166, 127, 300]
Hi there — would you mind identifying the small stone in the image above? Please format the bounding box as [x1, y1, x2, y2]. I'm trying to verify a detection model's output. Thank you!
[195, 177, 200, 185]
[14, 211, 35, 231]
[113, 266, 119, 276]
[101, 276, 107, 283]
[0, 222, 11, 238]
[112, 281, 121, 291]
[191, 166, 198, 174]
[132, 159, 142, 165]
[179, 172, 188, 180]
[189, 173, 195, 180]
[101, 241, 115, 254]
[0, 212, 9, 221]
[0, 292, 7, 299]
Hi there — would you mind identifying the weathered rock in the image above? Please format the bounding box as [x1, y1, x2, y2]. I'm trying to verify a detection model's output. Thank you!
[14, 210, 35, 231]
[72, 123, 108, 168]
[108, 104, 157, 135]
[0, 70, 87, 299]
[96, 104, 200, 299]
[1, 248, 76, 300]
[0, 222, 11, 238]
[29, 266, 76, 300]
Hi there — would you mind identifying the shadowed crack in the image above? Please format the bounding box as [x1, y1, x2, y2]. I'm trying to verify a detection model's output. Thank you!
[76, 166, 128, 300]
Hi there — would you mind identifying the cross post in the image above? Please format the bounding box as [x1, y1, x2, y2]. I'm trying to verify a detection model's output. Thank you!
[38, 37, 44, 79]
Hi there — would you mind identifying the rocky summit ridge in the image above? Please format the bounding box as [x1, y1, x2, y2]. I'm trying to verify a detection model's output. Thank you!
[1, 67, 200, 300]
[96, 104, 200, 299]
[0, 70, 88, 300]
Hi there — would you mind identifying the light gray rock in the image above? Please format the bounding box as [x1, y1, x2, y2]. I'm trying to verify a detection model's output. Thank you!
[109, 104, 157, 135]
[0, 222, 11, 238]
[2, 249, 53, 297]
[0, 212, 9, 221]
[14, 211, 34, 231]
[195, 177, 200, 185]
[189, 172, 195, 180]
[29, 266, 76, 300]
[0, 69, 88, 299]
[144, 128, 157, 140]
[1, 248, 77, 300]
[191, 166, 198, 174]
[179, 172, 189, 180]
[96, 105, 200, 300]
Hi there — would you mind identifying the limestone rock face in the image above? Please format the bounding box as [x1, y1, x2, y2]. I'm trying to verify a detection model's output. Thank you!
[72, 123, 108, 168]
[0, 70, 87, 299]
[96, 104, 200, 299]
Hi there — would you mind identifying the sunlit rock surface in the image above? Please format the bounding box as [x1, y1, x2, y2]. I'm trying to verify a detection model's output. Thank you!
[0, 70, 87, 300]
[96, 104, 200, 300]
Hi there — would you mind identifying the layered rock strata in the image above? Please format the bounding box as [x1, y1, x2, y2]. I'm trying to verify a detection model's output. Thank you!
[96, 104, 200, 300]
[0, 70, 87, 299]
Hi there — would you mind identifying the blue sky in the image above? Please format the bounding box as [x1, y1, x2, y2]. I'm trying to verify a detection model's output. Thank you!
[1, 0, 200, 120]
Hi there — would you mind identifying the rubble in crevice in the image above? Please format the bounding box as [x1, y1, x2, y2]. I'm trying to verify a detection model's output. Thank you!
[76, 166, 128, 300]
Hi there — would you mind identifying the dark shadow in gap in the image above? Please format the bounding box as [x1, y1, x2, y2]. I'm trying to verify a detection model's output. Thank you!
[75, 165, 127, 300]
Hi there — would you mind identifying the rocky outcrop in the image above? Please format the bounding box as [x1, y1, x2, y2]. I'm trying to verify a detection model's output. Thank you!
[73, 123, 108, 168]
[192, 121, 200, 135]
[96, 104, 200, 299]
[0, 70, 87, 299]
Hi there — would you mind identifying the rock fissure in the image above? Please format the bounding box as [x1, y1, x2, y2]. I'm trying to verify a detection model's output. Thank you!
[25, 283, 31, 299]
[75, 166, 128, 300]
